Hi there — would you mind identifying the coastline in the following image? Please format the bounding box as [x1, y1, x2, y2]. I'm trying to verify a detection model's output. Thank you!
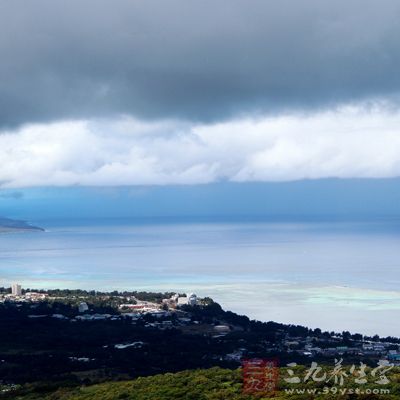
[0, 218, 399, 336]
[0, 217, 44, 233]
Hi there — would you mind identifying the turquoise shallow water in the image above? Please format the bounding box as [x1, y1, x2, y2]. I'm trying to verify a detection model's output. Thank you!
[0, 217, 399, 336]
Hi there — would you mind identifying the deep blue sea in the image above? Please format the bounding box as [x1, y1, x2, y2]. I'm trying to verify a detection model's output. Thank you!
[1, 217, 399, 336]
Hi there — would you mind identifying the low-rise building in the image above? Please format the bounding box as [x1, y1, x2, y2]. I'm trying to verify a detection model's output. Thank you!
[78, 302, 89, 313]
[214, 325, 231, 334]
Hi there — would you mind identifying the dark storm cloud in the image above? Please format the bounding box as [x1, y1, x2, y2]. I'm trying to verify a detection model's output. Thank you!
[1, 0, 400, 127]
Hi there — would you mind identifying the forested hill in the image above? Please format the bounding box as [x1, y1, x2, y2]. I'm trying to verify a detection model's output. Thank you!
[9, 367, 400, 400]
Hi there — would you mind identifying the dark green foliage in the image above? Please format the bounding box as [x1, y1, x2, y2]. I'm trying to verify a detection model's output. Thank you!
[9, 367, 400, 400]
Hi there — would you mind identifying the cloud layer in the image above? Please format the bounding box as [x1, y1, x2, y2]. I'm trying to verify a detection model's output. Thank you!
[1, 106, 400, 188]
[1, 0, 400, 127]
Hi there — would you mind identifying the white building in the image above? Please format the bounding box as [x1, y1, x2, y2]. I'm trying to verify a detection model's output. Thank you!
[177, 293, 198, 306]
[187, 293, 197, 306]
[214, 325, 231, 334]
[25, 292, 48, 301]
[171, 294, 179, 302]
[78, 302, 89, 313]
[177, 296, 189, 306]
[11, 284, 22, 296]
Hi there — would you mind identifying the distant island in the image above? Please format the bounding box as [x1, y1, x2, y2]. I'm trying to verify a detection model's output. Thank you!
[0, 217, 44, 233]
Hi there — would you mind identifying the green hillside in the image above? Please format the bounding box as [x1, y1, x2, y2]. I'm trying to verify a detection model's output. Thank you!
[9, 367, 400, 400]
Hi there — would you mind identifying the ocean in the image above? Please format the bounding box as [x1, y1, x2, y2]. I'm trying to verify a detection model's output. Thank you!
[1, 217, 399, 336]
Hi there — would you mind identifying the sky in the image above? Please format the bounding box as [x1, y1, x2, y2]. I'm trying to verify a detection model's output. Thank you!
[1, 1, 400, 215]
[2, 2, 400, 334]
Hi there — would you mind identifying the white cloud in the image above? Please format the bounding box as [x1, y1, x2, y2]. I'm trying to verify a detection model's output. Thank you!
[1, 105, 400, 188]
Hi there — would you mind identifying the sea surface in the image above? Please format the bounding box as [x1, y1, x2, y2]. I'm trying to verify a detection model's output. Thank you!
[1, 217, 399, 336]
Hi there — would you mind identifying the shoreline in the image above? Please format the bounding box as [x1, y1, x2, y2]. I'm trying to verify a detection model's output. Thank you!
[0, 217, 44, 233]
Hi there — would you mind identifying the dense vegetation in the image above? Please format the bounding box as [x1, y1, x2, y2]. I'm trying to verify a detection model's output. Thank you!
[7, 367, 400, 400]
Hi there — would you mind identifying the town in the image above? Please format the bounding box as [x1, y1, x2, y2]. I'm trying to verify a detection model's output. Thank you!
[1, 284, 400, 366]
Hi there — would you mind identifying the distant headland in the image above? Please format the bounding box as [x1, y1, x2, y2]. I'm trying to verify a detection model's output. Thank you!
[0, 217, 44, 233]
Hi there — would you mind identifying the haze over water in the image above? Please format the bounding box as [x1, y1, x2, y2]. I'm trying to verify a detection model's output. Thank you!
[1, 217, 399, 337]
